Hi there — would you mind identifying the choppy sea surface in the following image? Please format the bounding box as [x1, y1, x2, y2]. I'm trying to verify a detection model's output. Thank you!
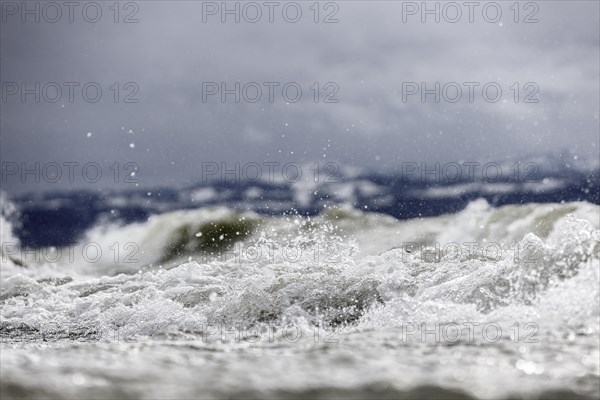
[1, 184, 599, 399]
[2, 158, 600, 400]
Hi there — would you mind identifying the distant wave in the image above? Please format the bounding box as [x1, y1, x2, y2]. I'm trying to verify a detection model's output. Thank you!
[6, 156, 599, 247]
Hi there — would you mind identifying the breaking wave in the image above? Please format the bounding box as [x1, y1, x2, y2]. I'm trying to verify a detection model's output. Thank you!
[1, 196, 599, 399]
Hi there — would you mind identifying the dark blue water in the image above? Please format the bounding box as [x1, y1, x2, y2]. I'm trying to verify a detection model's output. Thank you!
[9, 165, 599, 248]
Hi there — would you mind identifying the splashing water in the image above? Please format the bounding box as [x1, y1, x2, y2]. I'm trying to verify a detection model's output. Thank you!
[1, 198, 599, 399]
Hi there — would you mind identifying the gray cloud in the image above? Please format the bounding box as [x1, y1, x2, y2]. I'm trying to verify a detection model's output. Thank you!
[1, 1, 598, 193]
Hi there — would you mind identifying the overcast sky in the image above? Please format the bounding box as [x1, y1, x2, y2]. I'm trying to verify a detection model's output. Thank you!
[1, 1, 598, 193]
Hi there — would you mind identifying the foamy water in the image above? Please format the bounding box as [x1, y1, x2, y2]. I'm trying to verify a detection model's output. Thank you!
[1, 198, 599, 399]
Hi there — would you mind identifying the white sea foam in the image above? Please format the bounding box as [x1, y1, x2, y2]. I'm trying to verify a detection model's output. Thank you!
[1, 199, 598, 399]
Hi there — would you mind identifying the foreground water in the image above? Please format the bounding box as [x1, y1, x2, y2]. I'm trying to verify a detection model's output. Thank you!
[1, 199, 599, 399]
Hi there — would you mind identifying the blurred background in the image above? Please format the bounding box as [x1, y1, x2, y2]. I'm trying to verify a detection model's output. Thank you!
[2, 0, 598, 194]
